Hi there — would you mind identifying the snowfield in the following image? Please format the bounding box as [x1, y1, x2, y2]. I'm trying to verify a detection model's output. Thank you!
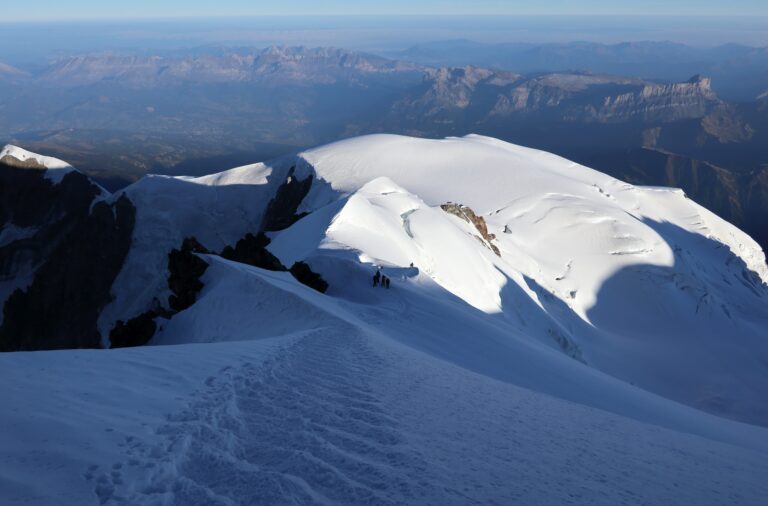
[2, 134, 768, 504]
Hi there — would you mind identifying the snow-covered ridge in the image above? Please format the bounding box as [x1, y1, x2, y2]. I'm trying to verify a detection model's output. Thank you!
[297, 134, 768, 283]
[0, 144, 78, 184]
[88, 133, 768, 425]
[4, 133, 766, 425]
[3, 134, 768, 504]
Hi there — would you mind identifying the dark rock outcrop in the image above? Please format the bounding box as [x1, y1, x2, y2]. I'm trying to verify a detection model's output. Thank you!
[0, 164, 98, 236]
[0, 161, 136, 350]
[220, 231, 328, 292]
[0, 149, 326, 351]
[168, 238, 210, 312]
[221, 232, 285, 271]
[261, 168, 313, 232]
[289, 261, 329, 293]
[109, 238, 209, 349]
[440, 203, 500, 256]
[110, 205, 330, 348]
[0, 153, 49, 171]
[109, 311, 158, 349]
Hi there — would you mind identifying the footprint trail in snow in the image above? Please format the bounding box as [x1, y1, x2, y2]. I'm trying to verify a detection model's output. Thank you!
[96, 329, 435, 505]
[88, 326, 768, 506]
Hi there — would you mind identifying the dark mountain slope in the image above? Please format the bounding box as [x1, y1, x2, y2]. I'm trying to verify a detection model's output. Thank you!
[0, 151, 136, 350]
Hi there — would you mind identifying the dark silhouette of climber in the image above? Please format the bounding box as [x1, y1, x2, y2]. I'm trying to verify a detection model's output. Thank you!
[373, 270, 381, 287]
[385, 277, 391, 289]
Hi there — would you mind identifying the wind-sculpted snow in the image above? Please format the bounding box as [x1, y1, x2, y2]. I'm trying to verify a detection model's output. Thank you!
[72, 133, 768, 423]
[151, 258, 351, 345]
[299, 134, 767, 282]
[2, 134, 768, 504]
[2, 306, 767, 505]
[94, 330, 768, 505]
[267, 159, 768, 425]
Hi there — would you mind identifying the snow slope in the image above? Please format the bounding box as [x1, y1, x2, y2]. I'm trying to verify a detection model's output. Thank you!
[90, 134, 768, 424]
[154, 257, 768, 450]
[97, 163, 292, 341]
[299, 134, 767, 284]
[2, 261, 767, 505]
[276, 135, 768, 425]
[3, 134, 768, 504]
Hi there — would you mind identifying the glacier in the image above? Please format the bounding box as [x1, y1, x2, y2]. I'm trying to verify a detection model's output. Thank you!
[1, 134, 767, 505]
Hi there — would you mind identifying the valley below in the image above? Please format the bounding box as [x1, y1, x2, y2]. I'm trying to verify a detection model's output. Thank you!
[2, 37, 768, 506]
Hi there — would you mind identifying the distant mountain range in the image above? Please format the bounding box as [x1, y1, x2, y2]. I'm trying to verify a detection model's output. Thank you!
[2, 45, 768, 500]
[38, 46, 421, 87]
[1, 45, 766, 254]
[0, 62, 27, 80]
[378, 70, 721, 131]
[388, 40, 768, 102]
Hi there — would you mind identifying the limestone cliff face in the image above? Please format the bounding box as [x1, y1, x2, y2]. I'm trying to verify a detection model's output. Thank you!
[392, 70, 720, 127]
[598, 75, 719, 122]
[490, 73, 643, 116]
[421, 67, 519, 110]
[390, 66, 521, 124]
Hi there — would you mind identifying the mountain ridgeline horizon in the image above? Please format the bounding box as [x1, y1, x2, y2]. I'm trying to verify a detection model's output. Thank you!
[2, 30, 768, 503]
[2, 44, 768, 253]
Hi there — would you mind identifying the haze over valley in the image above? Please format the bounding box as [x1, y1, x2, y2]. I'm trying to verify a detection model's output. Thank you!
[2, 7, 768, 506]
[3, 40, 768, 251]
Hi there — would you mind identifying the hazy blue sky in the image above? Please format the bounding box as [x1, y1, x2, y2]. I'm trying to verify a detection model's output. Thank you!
[4, 0, 768, 21]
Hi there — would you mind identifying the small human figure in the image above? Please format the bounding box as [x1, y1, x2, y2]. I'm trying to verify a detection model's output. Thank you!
[373, 270, 380, 287]
[410, 262, 414, 268]
[384, 276, 390, 289]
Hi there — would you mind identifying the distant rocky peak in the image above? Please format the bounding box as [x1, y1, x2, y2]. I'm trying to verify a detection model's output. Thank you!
[687, 74, 712, 88]
[426, 66, 491, 81]
[0, 62, 27, 78]
[258, 45, 344, 61]
[638, 74, 717, 101]
[425, 66, 519, 87]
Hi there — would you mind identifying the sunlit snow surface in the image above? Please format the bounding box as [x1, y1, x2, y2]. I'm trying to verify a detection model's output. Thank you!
[2, 135, 768, 505]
